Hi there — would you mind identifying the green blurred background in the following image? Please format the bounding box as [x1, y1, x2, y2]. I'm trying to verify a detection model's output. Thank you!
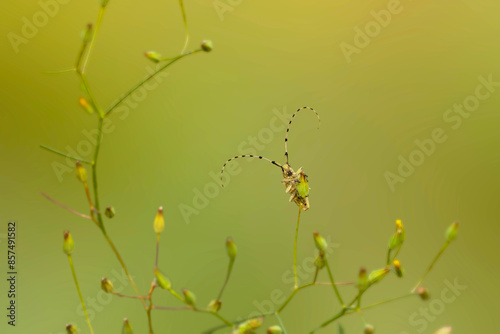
[1, 0, 499, 333]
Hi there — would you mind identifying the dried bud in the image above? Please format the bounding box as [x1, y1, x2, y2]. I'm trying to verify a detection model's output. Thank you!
[101, 277, 114, 293]
[63, 230, 74, 255]
[358, 267, 368, 291]
[66, 324, 78, 333]
[313, 231, 327, 252]
[75, 161, 87, 183]
[105, 206, 115, 219]
[79, 97, 94, 114]
[313, 251, 325, 270]
[368, 268, 390, 285]
[145, 51, 162, 63]
[226, 237, 237, 261]
[445, 222, 458, 242]
[201, 40, 213, 52]
[267, 325, 283, 334]
[154, 269, 172, 290]
[434, 326, 452, 334]
[182, 289, 196, 306]
[208, 299, 222, 312]
[153, 207, 165, 234]
[122, 318, 133, 334]
[364, 324, 375, 334]
[81, 24, 93, 43]
[417, 286, 430, 300]
[393, 260, 404, 278]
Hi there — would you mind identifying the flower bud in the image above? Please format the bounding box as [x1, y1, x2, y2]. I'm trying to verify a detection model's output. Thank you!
[105, 206, 115, 219]
[66, 324, 78, 333]
[153, 207, 165, 234]
[313, 251, 325, 270]
[63, 231, 74, 255]
[79, 97, 94, 114]
[122, 318, 133, 334]
[208, 299, 222, 312]
[313, 231, 327, 252]
[417, 286, 430, 300]
[434, 326, 452, 334]
[226, 237, 237, 261]
[81, 24, 93, 44]
[145, 51, 162, 63]
[267, 325, 283, 334]
[364, 324, 375, 334]
[201, 40, 213, 52]
[75, 161, 87, 183]
[393, 260, 404, 278]
[368, 268, 390, 285]
[238, 317, 263, 333]
[100, 0, 110, 8]
[358, 267, 368, 291]
[445, 222, 458, 242]
[101, 277, 114, 293]
[182, 289, 196, 306]
[154, 269, 172, 290]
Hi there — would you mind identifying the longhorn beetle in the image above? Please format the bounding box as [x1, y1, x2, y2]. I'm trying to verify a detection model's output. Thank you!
[220, 107, 320, 211]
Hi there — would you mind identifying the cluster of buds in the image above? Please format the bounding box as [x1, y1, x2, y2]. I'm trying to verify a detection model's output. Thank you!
[234, 317, 263, 334]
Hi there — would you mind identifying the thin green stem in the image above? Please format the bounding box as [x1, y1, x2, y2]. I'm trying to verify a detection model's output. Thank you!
[40, 145, 92, 164]
[67, 255, 94, 334]
[179, 0, 189, 54]
[209, 311, 233, 327]
[275, 313, 287, 334]
[276, 289, 298, 314]
[310, 308, 346, 333]
[104, 49, 202, 116]
[81, 5, 106, 74]
[167, 288, 186, 303]
[155, 233, 160, 270]
[92, 117, 105, 231]
[293, 206, 302, 288]
[412, 241, 449, 292]
[324, 258, 345, 307]
[361, 293, 414, 311]
[40, 192, 93, 221]
[216, 259, 234, 301]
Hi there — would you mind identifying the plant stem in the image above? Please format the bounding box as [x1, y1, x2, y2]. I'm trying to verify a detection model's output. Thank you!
[360, 293, 414, 311]
[155, 233, 160, 270]
[91, 117, 105, 231]
[179, 0, 189, 54]
[310, 308, 346, 333]
[275, 313, 288, 334]
[412, 241, 449, 292]
[167, 288, 186, 303]
[40, 192, 93, 221]
[216, 259, 234, 301]
[40, 145, 92, 164]
[324, 258, 345, 307]
[293, 206, 302, 288]
[67, 255, 94, 334]
[104, 49, 202, 116]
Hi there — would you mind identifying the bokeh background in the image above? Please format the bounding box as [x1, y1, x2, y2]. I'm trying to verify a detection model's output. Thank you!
[1, 0, 499, 333]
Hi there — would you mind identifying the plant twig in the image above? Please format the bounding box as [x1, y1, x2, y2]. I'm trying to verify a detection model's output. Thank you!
[293, 205, 302, 288]
[40, 145, 92, 164]
[412, 241, 449, 292]
[67, 255, 94, 334]
[40, 192, 93, 221]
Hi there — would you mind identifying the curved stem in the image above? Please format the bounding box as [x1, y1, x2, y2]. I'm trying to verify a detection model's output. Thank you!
[324, 258, 345, 307]
[412, 241, 449, 292]
[293, 206, 302, 288]
[179, 0, 189, 54]
[216, 259, 234, 301]
[67, 255, 94, 334]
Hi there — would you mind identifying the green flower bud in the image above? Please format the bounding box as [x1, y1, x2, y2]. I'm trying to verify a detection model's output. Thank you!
[66, 324, 78, 334]
[267, 325, 283, 334]
[100, 0, 110, 8]
[368, 268, 390, 285]
[105, 206, 115, 219]
[313, 231, 327, 252]
[101, 277, 114, 293]
[226, 237, 237, 261]
[75, 161, 87, 183]
[417, 286, 430, 300]
[201, 40, 213, 52]
[313, 251, 325, 270]
[63, 231, 74, 255]
[154, 269, 172, 290]
[237, 317, 263, 333]
[145, 51, 162, 63]
[153, 206, 165, 234]
[364, 324, 374, 334]
[434, 326, 452, 334]
[445, 222, 459, 242]
[358, 267, 368, 291]
[122, 318, 133, 334]
[81, 24, 93, 44]
[208, 299, 222, 312]
[182, 289, 196, 306]
[393, 260, 404, 278]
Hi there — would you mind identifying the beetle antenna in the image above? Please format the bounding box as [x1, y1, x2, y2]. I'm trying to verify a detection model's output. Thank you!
[220, 155, 282, 187]
[284, 106, 320, 164]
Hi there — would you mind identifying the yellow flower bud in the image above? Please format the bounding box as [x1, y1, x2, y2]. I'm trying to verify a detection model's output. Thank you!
[226, 237, 237, 261]
[79, 97, 94, 114]
[393, 260, 404, 278]
[75, 161, 87, 183]
[313, 231, 327, 252]
[101, 277, 114, 293]
[153, 206, 165, 234]
[63, 231, 74, 255]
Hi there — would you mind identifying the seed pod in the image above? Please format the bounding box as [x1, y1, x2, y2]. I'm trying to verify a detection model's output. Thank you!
[154, 269, 172, 290]
[393, 260, 404, 278]
[368, 268, 390, 285]
[182, 289, 196, 306]
[201, 40, 213, 52]
[101, 277, 114, 293]
[226, 237, 237, 261]
[66, 324, 78, 334]
[208, 299, 222, 312]
[445, 222, 459, 242]
[153, 207, 165, 234]
[75, 161, 88, 183]
[417, 286, 430, 300]
[63, 231, 74, 255]
[122, 318, 133, 334]
[105, 206, 115, 219]
[313, 231, 327, 252]
[267, 325, 283, 334]
[145, 51, 162, 63]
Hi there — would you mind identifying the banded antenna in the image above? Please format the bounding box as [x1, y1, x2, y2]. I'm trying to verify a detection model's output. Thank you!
[284, 107, 321, 165]
[220, 155, 282, 187]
